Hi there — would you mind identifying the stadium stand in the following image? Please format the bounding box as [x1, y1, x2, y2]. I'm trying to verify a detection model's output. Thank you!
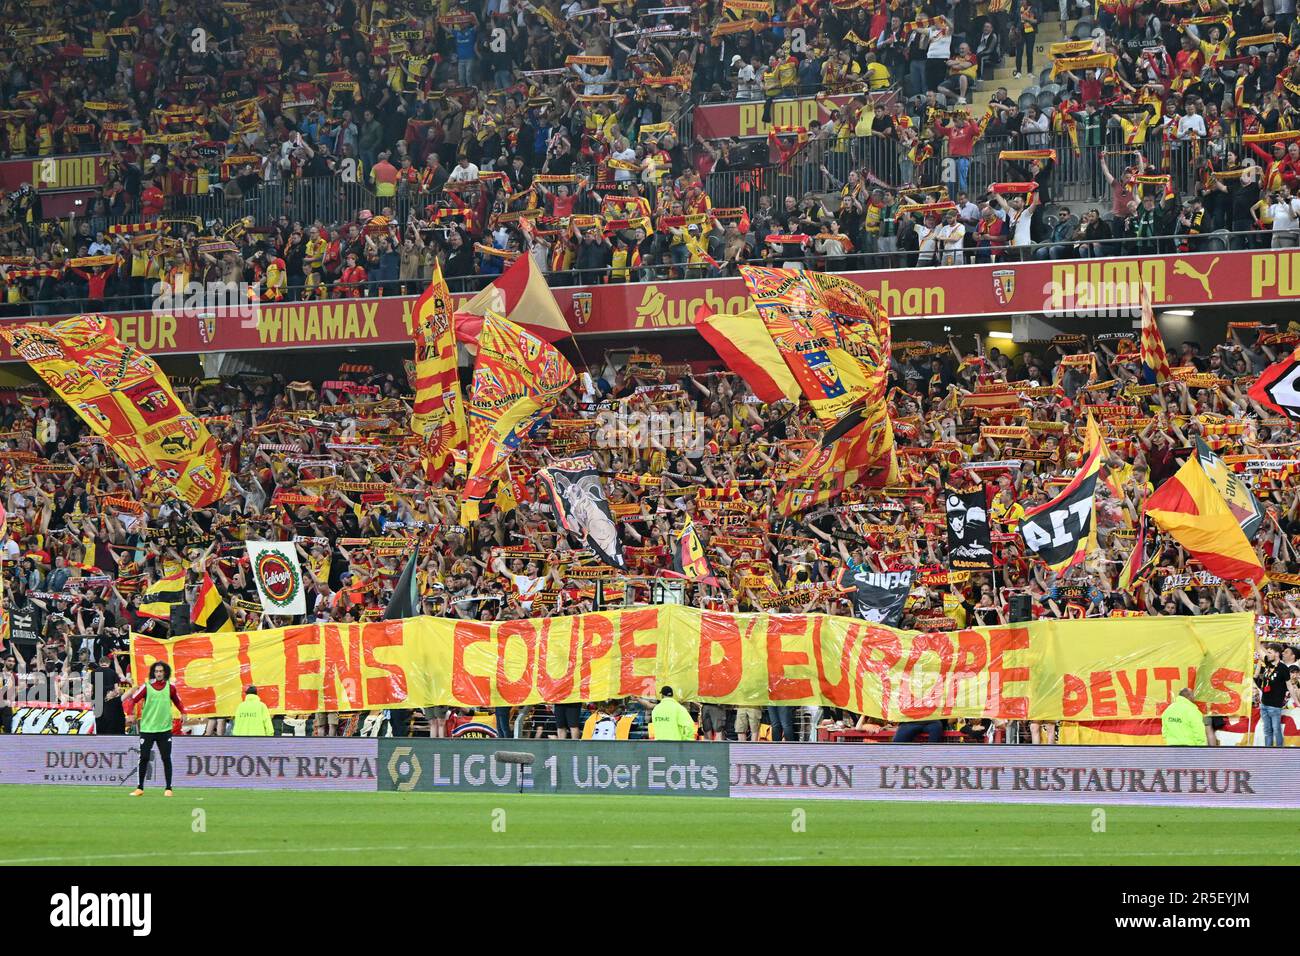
[0, 0, 1298, 746]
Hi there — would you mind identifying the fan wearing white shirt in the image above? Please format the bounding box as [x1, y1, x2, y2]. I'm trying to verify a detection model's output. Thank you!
[1267, 188, 1300, 248]
[933, 209, 966, 265]
[1175, 105, 1206, 141]
[447, 157, 480, 183]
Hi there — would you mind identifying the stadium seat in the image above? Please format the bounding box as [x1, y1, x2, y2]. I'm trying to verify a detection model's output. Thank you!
[1200, 230, 1231, 252]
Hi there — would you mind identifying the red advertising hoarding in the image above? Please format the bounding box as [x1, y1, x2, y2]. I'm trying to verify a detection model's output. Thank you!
[0, 249, 1295, 361]
[0, 153, 110, 192]
[693, 92, 870, 139]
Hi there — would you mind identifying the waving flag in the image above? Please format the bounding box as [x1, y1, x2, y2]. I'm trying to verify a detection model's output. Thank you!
[1147, 454, 1266, 594]
[0, 315, 227, 507]
[665, 519, 718, 585]
[694, 305, 800, 405]
[191, 572, 233, 632]
[1138, 287, 1171, 385]
[741, 266, 896, 511]
[739, 265, 876, 428]
[138, 571, 186, 621]
[1195, 437, 1264, 542]
[774, 412, 898, 514]
[384, 546, 421, 621]
[1020, 417, 1103, 573]
[539, 456, 624, 569]
[454, 254, 571, 347]
[411, 263, 467, 482]
[462, 311, 575, 522]
[1117, 516, 1159, 593]
[1248, 346, 1300, 421]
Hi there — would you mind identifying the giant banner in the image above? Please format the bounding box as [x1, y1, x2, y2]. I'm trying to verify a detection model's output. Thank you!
[130, 608, 1255, 721]
[2, 250, 1296, 360]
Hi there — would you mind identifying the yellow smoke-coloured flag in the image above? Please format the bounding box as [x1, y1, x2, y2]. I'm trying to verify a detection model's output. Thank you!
[411, 263, 467, 482]
[0, 315, 227, 507]
[1147, 454, 1266, 594]
[461, 311, 576, 523]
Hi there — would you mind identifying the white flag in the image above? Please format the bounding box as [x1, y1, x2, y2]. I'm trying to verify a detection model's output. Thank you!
[246, 541, 307, 616]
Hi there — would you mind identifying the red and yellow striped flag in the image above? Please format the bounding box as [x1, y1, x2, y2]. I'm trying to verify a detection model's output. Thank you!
[411, 263, 466, 483]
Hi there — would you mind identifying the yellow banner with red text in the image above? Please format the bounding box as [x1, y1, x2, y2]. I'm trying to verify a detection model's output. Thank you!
[130, 608, 1255, 720]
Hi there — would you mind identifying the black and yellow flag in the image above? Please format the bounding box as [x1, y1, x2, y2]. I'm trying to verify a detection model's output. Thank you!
[137, 571, 186, 621]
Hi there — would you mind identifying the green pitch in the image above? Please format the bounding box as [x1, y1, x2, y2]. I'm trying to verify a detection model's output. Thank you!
[1, 785, 1294, 866]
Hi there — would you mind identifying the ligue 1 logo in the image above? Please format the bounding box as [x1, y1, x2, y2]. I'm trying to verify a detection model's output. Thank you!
[256, 551, 300, 607]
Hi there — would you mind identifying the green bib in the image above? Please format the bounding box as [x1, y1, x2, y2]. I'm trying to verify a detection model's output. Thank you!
[140, 682, 173, 734]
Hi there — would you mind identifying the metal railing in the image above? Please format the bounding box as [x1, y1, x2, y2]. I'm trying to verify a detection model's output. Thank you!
[0, 226, 1281, 319]
[704, 128, 1233, 215]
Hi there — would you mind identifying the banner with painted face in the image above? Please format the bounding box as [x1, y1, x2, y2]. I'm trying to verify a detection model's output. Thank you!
[837, 568, 913, 626]
[539, 455, 624, 569]
[946, 490, 995, 570]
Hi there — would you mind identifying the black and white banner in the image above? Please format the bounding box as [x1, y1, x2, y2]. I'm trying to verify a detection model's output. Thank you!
[539, 455, 625, 569]
[838, 568, 914, 626]
[945, 490, 995, 570]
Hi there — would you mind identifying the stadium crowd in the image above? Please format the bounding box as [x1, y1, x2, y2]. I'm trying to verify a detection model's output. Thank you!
[0, 0, 1297, 744]
[0, 317, 1298, 742]
[2, 0, 1300, 308]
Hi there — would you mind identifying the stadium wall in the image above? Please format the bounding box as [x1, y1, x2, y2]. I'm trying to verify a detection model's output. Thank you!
[5, 737, 1300, 807]
[0, 248, 1294, 362]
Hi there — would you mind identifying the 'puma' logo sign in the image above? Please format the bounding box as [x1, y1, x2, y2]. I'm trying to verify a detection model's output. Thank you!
[1172, 256, 1221, 299]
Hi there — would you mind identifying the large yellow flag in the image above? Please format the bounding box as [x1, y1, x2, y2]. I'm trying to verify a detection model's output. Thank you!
[410, 263, 466, 482]
[740, 266, 896, 512]
[1147, 454, 1266, 594]
[739, 265, 876, 429]
[1, 315, 227, 507]
[461, 311, 575, 523]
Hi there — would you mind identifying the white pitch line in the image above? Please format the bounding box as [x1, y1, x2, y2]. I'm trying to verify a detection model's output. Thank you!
[0, 844, 1268, 865]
